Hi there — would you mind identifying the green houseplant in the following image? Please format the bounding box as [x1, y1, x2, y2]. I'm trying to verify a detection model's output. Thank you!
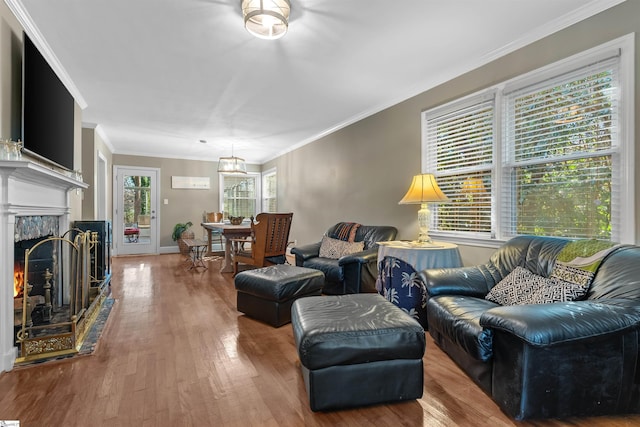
[172, 221, 193, 241]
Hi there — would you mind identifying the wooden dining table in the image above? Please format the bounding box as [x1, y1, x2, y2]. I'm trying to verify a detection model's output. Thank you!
[201, 222, 252, 273]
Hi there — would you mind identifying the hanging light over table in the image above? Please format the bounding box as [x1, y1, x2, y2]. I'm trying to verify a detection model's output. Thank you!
[217, 145, 247, 174]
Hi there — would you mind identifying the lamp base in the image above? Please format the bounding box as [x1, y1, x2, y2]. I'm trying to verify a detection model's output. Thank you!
[417, 203, 432, 244]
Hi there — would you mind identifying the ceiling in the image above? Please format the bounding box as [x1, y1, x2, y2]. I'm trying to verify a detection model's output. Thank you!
[9, 0, 625, 164]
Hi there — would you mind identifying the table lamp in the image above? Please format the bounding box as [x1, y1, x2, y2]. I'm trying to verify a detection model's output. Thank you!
[399, 173, 449, 244]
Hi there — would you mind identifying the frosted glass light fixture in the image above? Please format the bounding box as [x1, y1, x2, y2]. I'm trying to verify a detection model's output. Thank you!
[242, 0, 291, 40]
[217, 146, 247, 174]
[399, 174, 449, 244]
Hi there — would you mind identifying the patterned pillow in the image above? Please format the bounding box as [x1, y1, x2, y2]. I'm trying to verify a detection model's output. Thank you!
[486, 266, 589, 306]
[550, 239, 618, 288]
[523, 279, 589, 304]
[330, 222, 361, 242]
[485, 267, 542, 305]
[319, 236, 365, 259]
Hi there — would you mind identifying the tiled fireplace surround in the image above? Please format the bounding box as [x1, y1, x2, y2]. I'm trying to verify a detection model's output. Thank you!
[0, 160, 86, 372]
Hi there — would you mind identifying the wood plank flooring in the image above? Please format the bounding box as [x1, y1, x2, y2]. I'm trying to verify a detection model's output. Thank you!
[1, 254, 640, 426]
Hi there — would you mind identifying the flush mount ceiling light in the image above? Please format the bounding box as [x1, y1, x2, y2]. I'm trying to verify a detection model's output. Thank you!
[241, 0, 291, 40]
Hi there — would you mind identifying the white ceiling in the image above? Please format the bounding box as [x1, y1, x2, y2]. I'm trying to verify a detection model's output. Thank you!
[9, 0, 625, 164]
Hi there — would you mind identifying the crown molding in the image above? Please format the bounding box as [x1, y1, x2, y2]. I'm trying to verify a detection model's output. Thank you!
[479, 0, 629, 65]
[82, 122, 116, 154]
[5, 0, 87, 109]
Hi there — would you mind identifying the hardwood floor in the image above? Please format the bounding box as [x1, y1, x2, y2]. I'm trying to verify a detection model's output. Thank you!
[1, 254, 639, 426]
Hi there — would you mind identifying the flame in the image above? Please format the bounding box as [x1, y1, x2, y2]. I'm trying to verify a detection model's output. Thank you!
[14, 262, 24, 298]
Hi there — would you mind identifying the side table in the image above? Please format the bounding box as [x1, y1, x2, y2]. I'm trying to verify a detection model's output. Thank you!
[376, 241, 462, 328]
[376, 240, 462, 272]
[181, 238, 208, 270]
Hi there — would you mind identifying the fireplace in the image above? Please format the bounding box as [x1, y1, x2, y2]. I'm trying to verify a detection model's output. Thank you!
[12, 223, 104, 362]
[1, 160, 87, 372]
[15, 234, 57, 324]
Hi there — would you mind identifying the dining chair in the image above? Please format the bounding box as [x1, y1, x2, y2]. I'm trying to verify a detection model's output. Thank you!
[231, 212, 293, 276]
[204, 211, 224, 252]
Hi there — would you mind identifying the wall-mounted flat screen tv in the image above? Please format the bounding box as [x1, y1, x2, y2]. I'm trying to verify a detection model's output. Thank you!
[22, 32, 75, 171]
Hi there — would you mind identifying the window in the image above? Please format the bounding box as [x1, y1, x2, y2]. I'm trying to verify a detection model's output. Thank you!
[219, 173, 261, 219]
[423, 35, 634, 244]
[424, 94, 495, 237]
[262, 168, 277, 212]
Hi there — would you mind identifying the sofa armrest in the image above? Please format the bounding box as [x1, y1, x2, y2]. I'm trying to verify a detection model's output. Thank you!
[291, 242, 321, 265]
[480, 300, 640, 347]
[338, 248, 377, 266]
[420, 266, 492, 298]
[339, 248, 379, 293]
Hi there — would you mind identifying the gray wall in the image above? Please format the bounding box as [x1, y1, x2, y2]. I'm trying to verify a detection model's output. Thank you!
[112, 154, 260, 249]
[81, 127, 113, 221]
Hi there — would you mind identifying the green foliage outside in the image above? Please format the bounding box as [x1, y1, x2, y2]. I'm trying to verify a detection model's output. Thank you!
[435, 70, 614, 240]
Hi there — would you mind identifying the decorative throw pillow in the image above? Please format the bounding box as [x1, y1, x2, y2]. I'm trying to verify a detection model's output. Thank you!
[486, 266, 590, 306]
[523, 279, 590, 304]
[550, 239, 619, 288]
[485, 266, 543, 305]
[330, 222, 361, 242]
[319, 236, 365, 259]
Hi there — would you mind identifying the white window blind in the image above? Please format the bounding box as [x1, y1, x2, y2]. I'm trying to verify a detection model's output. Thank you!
[422, 34, 633, 244]
[262, 170, 277, 212]
[502, 57, 619, 240]
[220, 173, 260, 219]
[424, 97, 494, 235]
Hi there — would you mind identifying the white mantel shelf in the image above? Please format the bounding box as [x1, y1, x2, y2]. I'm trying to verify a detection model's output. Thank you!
[0, 160, 88, 191]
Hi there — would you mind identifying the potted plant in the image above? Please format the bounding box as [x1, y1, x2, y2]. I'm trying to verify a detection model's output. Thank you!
[172, 221, 193, 241]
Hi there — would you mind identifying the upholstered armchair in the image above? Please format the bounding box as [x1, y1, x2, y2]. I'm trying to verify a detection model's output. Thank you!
[291, 223, 398, 294]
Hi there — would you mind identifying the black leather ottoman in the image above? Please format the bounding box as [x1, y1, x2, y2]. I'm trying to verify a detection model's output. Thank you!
[234, 265, 324, 327]
[291, 294, 426, 411]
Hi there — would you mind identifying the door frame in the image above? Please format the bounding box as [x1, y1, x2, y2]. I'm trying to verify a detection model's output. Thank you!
[112, 165, 161, 255]
[96, 150, 108, 220]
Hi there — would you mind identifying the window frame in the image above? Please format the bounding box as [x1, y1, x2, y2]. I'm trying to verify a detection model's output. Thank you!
[218, 172, 261, 219]
[422, 34, 635, 247]
[261, 167, 277, 213]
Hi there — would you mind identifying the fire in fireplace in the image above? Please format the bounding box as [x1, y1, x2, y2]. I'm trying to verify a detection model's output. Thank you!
[14, 235, 57, 325]
[14, 261, 23, 298]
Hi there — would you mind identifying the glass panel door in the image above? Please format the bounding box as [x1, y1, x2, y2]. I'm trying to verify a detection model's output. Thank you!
[115, 167, 159, 255]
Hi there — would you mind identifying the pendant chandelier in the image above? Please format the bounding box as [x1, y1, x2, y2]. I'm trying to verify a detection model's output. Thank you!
[217, 145, 247, 174]
[241, 0, 291, 40]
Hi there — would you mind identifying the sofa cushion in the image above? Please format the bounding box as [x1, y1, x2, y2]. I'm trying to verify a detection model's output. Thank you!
[303, 257, 343, 283]
[427, 295, 496, 362]
[318, 236, 364, 260]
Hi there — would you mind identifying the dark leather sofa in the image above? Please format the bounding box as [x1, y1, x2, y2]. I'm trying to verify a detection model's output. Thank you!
[421, 235, 640, 420]
[291, 224, 397, 294]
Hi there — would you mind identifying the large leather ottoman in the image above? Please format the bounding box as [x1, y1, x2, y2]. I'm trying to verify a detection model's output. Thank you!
[291, 293, 426, 411]
[234, 265, 324, 327]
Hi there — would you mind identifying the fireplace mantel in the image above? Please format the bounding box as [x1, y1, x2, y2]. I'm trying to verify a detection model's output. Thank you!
[0, 159, 87, 372]
[0, 160, 88, 192]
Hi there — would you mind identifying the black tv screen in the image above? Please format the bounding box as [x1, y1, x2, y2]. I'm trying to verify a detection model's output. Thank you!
[22, 33, 75, 171]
